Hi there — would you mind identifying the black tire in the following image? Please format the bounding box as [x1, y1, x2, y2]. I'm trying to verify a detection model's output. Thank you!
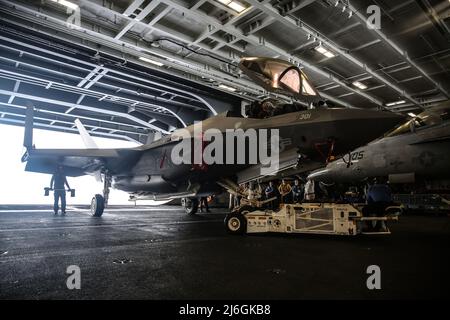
[183, 198, 199, 215]
[91, 194, 105, 217]
[225, 213, 247, 235]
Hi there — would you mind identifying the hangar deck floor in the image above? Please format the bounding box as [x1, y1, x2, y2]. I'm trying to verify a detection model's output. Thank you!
[0, 205, 449, 299]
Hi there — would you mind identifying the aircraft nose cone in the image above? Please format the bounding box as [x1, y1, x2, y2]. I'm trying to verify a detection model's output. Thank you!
[307, 168, 328, 182]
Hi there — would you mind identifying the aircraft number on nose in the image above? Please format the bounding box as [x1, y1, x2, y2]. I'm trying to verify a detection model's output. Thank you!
[350, 151, 365, 161]
[297, 113, 311, 120]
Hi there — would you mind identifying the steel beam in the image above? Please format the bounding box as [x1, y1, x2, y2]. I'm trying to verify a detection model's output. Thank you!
[347, 1, 450, 99]
[73, 0, 361, 105]
[0, 89, 170, 134]
[0, 5, 229, 114]
[0, 117, 141, 144]
[0, 101, 149, 131]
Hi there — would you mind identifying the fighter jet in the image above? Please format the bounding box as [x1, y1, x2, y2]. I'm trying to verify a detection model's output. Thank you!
[20, 57, 405, 216]
[307, 102, 450, 183]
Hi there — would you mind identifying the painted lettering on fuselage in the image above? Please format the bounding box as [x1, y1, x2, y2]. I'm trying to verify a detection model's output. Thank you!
[297, 113, 311, 121]
[350, 150, 365, 161]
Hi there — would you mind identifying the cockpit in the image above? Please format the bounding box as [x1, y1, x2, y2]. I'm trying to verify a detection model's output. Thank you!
[245, 98, 309, 119]
[240, 58, 319, 98]
[239, 57, 323, 119]
[385, 103, 450, 137]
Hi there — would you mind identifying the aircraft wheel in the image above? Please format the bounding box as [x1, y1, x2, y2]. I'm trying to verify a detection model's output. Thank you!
[183, 198, 199, 215]
[225, 213, 247, 235]
[91, 194, 105, 217]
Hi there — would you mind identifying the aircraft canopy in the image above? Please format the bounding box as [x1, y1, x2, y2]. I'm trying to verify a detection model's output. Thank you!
[239, 57, 321, 103]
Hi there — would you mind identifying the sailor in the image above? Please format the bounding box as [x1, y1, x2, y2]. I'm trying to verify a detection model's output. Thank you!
[247, 182, 256, 201]
[265, 181, 277, 209]
[278, 179, 292, 203]
[199, 196, 210, 213]
[254, 182, 263, 200]
[304, 179, 315, 202]
[259, 100, 274, 118]
[50, 165, 71, 215]
[234, 183, 246, 207]
[365, 178, 392, 231]
[292, 179, 303, 203]
[367, 178, 392, 208]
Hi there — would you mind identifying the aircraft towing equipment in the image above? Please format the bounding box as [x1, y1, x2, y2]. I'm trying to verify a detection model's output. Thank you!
[225, 202, 402, 236]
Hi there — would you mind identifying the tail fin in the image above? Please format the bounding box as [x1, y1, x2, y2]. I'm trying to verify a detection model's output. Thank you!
[74, 118, 98, 149]
[23, 102, 34, 149]
[146, 131, 162, 144]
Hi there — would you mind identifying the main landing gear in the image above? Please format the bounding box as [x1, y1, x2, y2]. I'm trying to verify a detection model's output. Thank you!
[90, 171, 111, 217]
[182, 197, 199, 215]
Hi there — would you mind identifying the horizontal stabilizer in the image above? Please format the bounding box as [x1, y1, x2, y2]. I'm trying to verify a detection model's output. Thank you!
[75, 118, 98, 149]
[24, 148, 128, 176]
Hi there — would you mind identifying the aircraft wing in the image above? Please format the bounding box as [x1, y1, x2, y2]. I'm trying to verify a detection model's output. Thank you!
[22, 148, 125, 176]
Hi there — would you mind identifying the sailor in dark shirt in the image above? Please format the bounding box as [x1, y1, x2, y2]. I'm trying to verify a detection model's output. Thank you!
[50, 165, 71, 215]
[367, 183, 392, 204]
[292, 179, 303, 203]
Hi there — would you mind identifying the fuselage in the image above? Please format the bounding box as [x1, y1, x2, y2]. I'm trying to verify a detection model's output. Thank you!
[308, 106, 450, 183]
[109, 108, 404, 197]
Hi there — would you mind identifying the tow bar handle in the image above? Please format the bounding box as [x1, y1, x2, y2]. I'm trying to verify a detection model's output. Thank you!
[44, 187, 76, 197]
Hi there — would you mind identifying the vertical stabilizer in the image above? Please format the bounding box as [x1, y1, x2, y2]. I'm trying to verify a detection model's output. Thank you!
[146, 131, 162, 144]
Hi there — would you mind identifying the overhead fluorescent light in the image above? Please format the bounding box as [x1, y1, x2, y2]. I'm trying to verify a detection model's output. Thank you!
[228, 1, 246, 12]
[216, 0, 247, 13]
[218, 84, 237, 92]
[315, 45, 335, 58]
[408, 112, 417, 117]
[352, 81, 367, 90]
[50, 0, 78, 10]
[139, 56, 164, 67]
[386, 100, 406, 107]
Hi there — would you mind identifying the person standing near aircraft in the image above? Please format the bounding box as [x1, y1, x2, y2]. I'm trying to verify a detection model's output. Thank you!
[265, 181, 277, 209]
[247, 182, 256, 201]
[366, 178, 392, 208]
[254, 182, 263, 200]
[304, 179, 315, 202]
[50, 165, 71, 215]
[278, 179, 292, 203]
[199, 196, 210, 213]
[292, 179, 303, 203]
[365, 178, 392, 231]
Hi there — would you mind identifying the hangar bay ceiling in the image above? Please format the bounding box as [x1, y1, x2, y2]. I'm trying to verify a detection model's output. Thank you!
[0, 0, 449, 143]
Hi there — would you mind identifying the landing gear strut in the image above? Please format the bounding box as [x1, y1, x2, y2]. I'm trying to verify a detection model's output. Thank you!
[182, 197, 199, 215]
[90, 171, 111, 217]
